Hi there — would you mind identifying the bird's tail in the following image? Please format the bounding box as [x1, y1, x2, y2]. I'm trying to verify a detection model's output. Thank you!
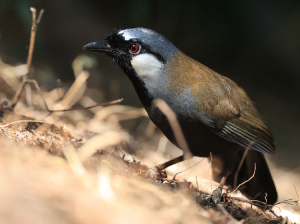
[225, 150, 277, 204]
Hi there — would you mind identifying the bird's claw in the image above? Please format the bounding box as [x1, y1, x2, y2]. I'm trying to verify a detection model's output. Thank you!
[211, 185, 223, 204]
[198, 185, 223, 207]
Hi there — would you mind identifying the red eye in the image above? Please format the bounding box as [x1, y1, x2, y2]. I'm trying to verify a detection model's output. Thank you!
[129, 44, 141, 54]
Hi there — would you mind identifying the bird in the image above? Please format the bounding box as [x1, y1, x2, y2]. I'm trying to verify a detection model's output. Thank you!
[83, 28, 277, 204]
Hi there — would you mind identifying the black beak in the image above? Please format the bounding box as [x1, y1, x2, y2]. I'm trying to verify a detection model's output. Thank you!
[83, 40, 113, 54]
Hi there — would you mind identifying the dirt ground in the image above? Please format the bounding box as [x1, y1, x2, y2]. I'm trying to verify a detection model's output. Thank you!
[0, 57, 299, 223]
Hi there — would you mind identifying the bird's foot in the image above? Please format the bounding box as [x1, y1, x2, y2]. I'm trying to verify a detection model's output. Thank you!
[211, 176, 226, 204]
[144, 165, 167, 179]
[211, 185, 223, 204]
[197, 185, 224, 208]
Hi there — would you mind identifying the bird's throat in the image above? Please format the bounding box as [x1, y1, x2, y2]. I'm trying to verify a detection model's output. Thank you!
[131, 54, 163, 79]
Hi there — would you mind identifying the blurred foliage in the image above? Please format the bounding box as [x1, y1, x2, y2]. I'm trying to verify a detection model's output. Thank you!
[0, 0, 41, 29]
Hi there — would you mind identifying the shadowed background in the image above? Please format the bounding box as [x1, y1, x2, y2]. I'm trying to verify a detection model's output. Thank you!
[0, 0, 299, 168]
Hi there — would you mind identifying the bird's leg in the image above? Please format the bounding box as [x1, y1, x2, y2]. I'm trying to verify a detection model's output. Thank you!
[211, 176, 226, 204]
[145, 155, 184, 178]
[157, 155, 184, 169]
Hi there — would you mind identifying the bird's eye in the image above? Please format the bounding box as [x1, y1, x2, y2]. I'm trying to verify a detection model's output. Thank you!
[129, 44, 141, 54]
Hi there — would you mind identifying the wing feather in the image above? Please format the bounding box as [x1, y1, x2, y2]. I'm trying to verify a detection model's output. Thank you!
[198, 73, 276, 155]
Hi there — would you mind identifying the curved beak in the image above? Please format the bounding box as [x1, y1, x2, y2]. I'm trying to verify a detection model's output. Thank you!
[83, 40, 113, 55]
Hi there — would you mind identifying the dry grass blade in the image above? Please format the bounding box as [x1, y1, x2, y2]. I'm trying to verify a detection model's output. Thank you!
[152, 99, 193, 160]
[57, 71, 89, 107]
[11, 77, 122, 113]
[92, 105, 148, 121]
[78, 131, 122, 162]
[63, 145, 86, 177]
[0, 62, 27, 91]
[36, 71, 89, 132]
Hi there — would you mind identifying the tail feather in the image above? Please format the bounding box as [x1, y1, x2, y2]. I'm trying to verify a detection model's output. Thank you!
[225, 150, 277, 204]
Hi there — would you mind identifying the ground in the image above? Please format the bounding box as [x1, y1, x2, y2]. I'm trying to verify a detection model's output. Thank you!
[0, 60, 298, 223]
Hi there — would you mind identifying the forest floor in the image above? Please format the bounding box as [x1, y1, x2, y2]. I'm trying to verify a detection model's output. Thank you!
[0, 57, 299, 224]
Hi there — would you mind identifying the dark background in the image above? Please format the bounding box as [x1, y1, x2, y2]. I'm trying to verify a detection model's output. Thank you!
[0, 0, 299, 168]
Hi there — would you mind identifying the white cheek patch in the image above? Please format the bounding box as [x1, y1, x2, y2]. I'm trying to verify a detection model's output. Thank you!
[131, 54, 163, 78]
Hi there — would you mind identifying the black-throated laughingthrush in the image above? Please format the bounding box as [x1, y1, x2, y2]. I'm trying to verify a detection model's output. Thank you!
[84, 28, 277, 204]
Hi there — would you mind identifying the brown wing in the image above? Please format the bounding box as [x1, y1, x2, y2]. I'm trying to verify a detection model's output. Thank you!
[167, 51, 275, 154]
[197, 73, 276, 155]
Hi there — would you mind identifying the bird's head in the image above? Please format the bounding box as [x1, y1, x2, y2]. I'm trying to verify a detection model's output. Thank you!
[83, 28, 177, 81]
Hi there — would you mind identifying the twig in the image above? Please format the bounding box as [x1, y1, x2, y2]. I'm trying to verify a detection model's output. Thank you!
[36, 9, 44, 23]
[274, 198, 299, 206]
[152, 99, 193, 159]
[234, 141, 255, 189]
[48, 98, 123, 112]
[173, 158, 205, 180]
[10, 8, 44, 108]
[11, 79, 48, 109]
[26, 8, 44, 79]
[292, 183, 299, 205]
[25, 83, 32, 107]
[228, 196, 270, 210]
[9, 7, 117, 115]
[228, 194, 298, 214]
[232, 163, 256, 194]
